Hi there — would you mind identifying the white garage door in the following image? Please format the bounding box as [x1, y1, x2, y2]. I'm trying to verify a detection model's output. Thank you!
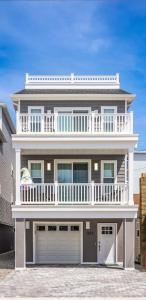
[35, 224, 81, 264]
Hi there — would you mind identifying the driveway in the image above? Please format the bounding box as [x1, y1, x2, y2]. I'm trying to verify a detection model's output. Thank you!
[0, 251, 14, 280]
[0, 265, 146, 298]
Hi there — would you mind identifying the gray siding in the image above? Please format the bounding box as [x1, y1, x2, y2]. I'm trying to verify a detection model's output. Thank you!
[25, 219, 132, 264]
[0, 113, 15, 226]
[15, 219, 25, 268]
[20, 100, 126, 114]
[21, 154, 125, 184]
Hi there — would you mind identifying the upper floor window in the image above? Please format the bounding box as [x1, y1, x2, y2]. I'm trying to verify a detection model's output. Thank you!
[28, 160, 44, 183]
[101, 160, 117, 184]
[28, 106, 44, 132]
[101, 106, 117, 132]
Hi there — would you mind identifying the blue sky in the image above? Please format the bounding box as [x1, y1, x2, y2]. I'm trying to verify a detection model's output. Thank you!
[0, 0, 146, 149]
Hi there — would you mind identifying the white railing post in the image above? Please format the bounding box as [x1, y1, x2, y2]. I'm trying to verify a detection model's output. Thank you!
[16, 111, 20, 133]
[54, 112, 58, 132]
[91, 181, 95, 205]
[128, 149, 134, 205]
[55, 181, 58, 205]
[130, 111, 133, 133]
[91, 111, 95, 133]
[15, 148, 21, 205]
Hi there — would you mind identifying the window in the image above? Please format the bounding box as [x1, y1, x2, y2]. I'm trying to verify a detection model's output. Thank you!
[102, 161, 117, 184]
[28, 106, 44, 132]
[102, 226, 113, 235]
[37, 225, 45, 231]
[71, 225, 79, 231]
[59, 225, 68, 231]
[48, 225, 57, 231]
[101, 106, 117, 132]
[28, 161, 44, 183]
[56, 161, 89, 183]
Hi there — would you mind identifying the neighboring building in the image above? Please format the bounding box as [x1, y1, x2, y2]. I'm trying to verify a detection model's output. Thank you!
[0, 103, 15, 253]
[134, 151, 146, 262]
[11, 73, 138, 269]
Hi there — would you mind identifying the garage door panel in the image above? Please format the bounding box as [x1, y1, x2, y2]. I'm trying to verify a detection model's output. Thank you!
[35, 224, 81, 264]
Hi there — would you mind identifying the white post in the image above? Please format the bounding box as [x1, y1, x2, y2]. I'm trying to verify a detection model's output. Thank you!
[16, 111, 20, 133]
[128, 149, 134, 205]
[91, 181, 95, 206]
[55, 181, 58, 205]
[15, 148, 21, 205]
[130, 111, 133, 133]
[91, 111, 95, 133]
[123, 218, 126, 269]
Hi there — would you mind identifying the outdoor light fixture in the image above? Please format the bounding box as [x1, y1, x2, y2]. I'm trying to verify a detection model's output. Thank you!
[94, 162, 99, 171]
[86, 221, 90, 230]
[26, 221, 30, 230]
[47, 163, 51, 171]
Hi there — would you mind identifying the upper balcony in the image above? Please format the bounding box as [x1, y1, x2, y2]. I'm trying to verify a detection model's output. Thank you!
[16, 112, 133, 135]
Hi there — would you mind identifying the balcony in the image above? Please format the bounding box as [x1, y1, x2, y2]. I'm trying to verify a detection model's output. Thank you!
[19, 183, 128, 205]
[16, 112, 133, 134]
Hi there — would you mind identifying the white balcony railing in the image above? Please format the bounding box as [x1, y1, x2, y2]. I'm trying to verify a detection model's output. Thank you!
[20, 183, 128, 205]
[17, 112, 133, 134]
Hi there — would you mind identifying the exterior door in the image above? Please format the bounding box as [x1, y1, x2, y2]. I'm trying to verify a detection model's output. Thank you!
[35, 223, 81, 264]
[57, 162, 88, 202]
[101, 107, 117, 132]
[97, 223, 116, 264]
[28, 106, 44, 132]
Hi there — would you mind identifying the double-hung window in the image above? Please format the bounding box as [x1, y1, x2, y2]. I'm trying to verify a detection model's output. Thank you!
[28, 161, 44, 183]
[102, 161, 117, 184]
[101, 106, 117, 132]
[28, 106, 44, 132]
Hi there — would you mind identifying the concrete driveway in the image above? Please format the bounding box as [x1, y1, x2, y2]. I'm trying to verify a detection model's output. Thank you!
[0, 265, 146, 298]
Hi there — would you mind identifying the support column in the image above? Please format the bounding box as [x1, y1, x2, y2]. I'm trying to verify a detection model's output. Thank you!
[123, 218, 126, 269]
[123, 218, 135, 269]
[128, 149, 134, 205]
[15, 148, 21, 205]
[15, 219, 26, 269]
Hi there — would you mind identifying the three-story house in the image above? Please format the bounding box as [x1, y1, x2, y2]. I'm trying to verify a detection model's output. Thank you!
[12, 73, 138, 269]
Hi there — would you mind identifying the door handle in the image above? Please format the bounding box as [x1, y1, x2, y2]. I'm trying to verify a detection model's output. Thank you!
[98, 241, 101, 252]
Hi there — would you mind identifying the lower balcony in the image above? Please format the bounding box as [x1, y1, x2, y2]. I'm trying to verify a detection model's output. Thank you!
[20, 183, 128, 205]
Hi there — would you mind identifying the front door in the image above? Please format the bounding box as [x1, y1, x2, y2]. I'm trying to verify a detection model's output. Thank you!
[97, 223, 116, 264]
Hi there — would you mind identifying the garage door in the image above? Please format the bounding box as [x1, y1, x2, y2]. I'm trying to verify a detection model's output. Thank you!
[35, 224, 81, 264]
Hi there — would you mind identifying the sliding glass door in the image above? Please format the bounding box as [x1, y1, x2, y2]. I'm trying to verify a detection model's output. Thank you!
[57, 162, 88, 202]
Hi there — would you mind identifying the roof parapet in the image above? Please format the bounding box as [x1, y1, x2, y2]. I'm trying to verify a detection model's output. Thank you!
[25, 73, 120, 90]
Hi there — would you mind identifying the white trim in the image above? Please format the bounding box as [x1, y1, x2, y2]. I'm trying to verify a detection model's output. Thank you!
[54, 107, 91, 113]
[101, 160, 117, 184]
[12, 93, 136, 103]
[33, 221, 83, 264]
[28, 160, 44, 183]
[12, 206, 138, 220]
[101, 106, 117, 114]
[28, 106, 44, 114]
[97, 223, 117, 264]
[54, 159, 91, 183]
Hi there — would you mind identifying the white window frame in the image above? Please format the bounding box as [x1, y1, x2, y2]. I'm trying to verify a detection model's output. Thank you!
[54, 107, 91, 113]
[101, 106, 117, 114]
[28, 106, 44, 114]
[54, 159, 91, 183]
[101, 160, 117, 184]
[28, 160, 44, 183]
[28, 106, 44, 132]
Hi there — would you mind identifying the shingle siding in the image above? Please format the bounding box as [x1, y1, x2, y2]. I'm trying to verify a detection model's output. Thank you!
[21, 154, 125, 183]
[20, 100, 126, 114]
[0, 112, 15, 226]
